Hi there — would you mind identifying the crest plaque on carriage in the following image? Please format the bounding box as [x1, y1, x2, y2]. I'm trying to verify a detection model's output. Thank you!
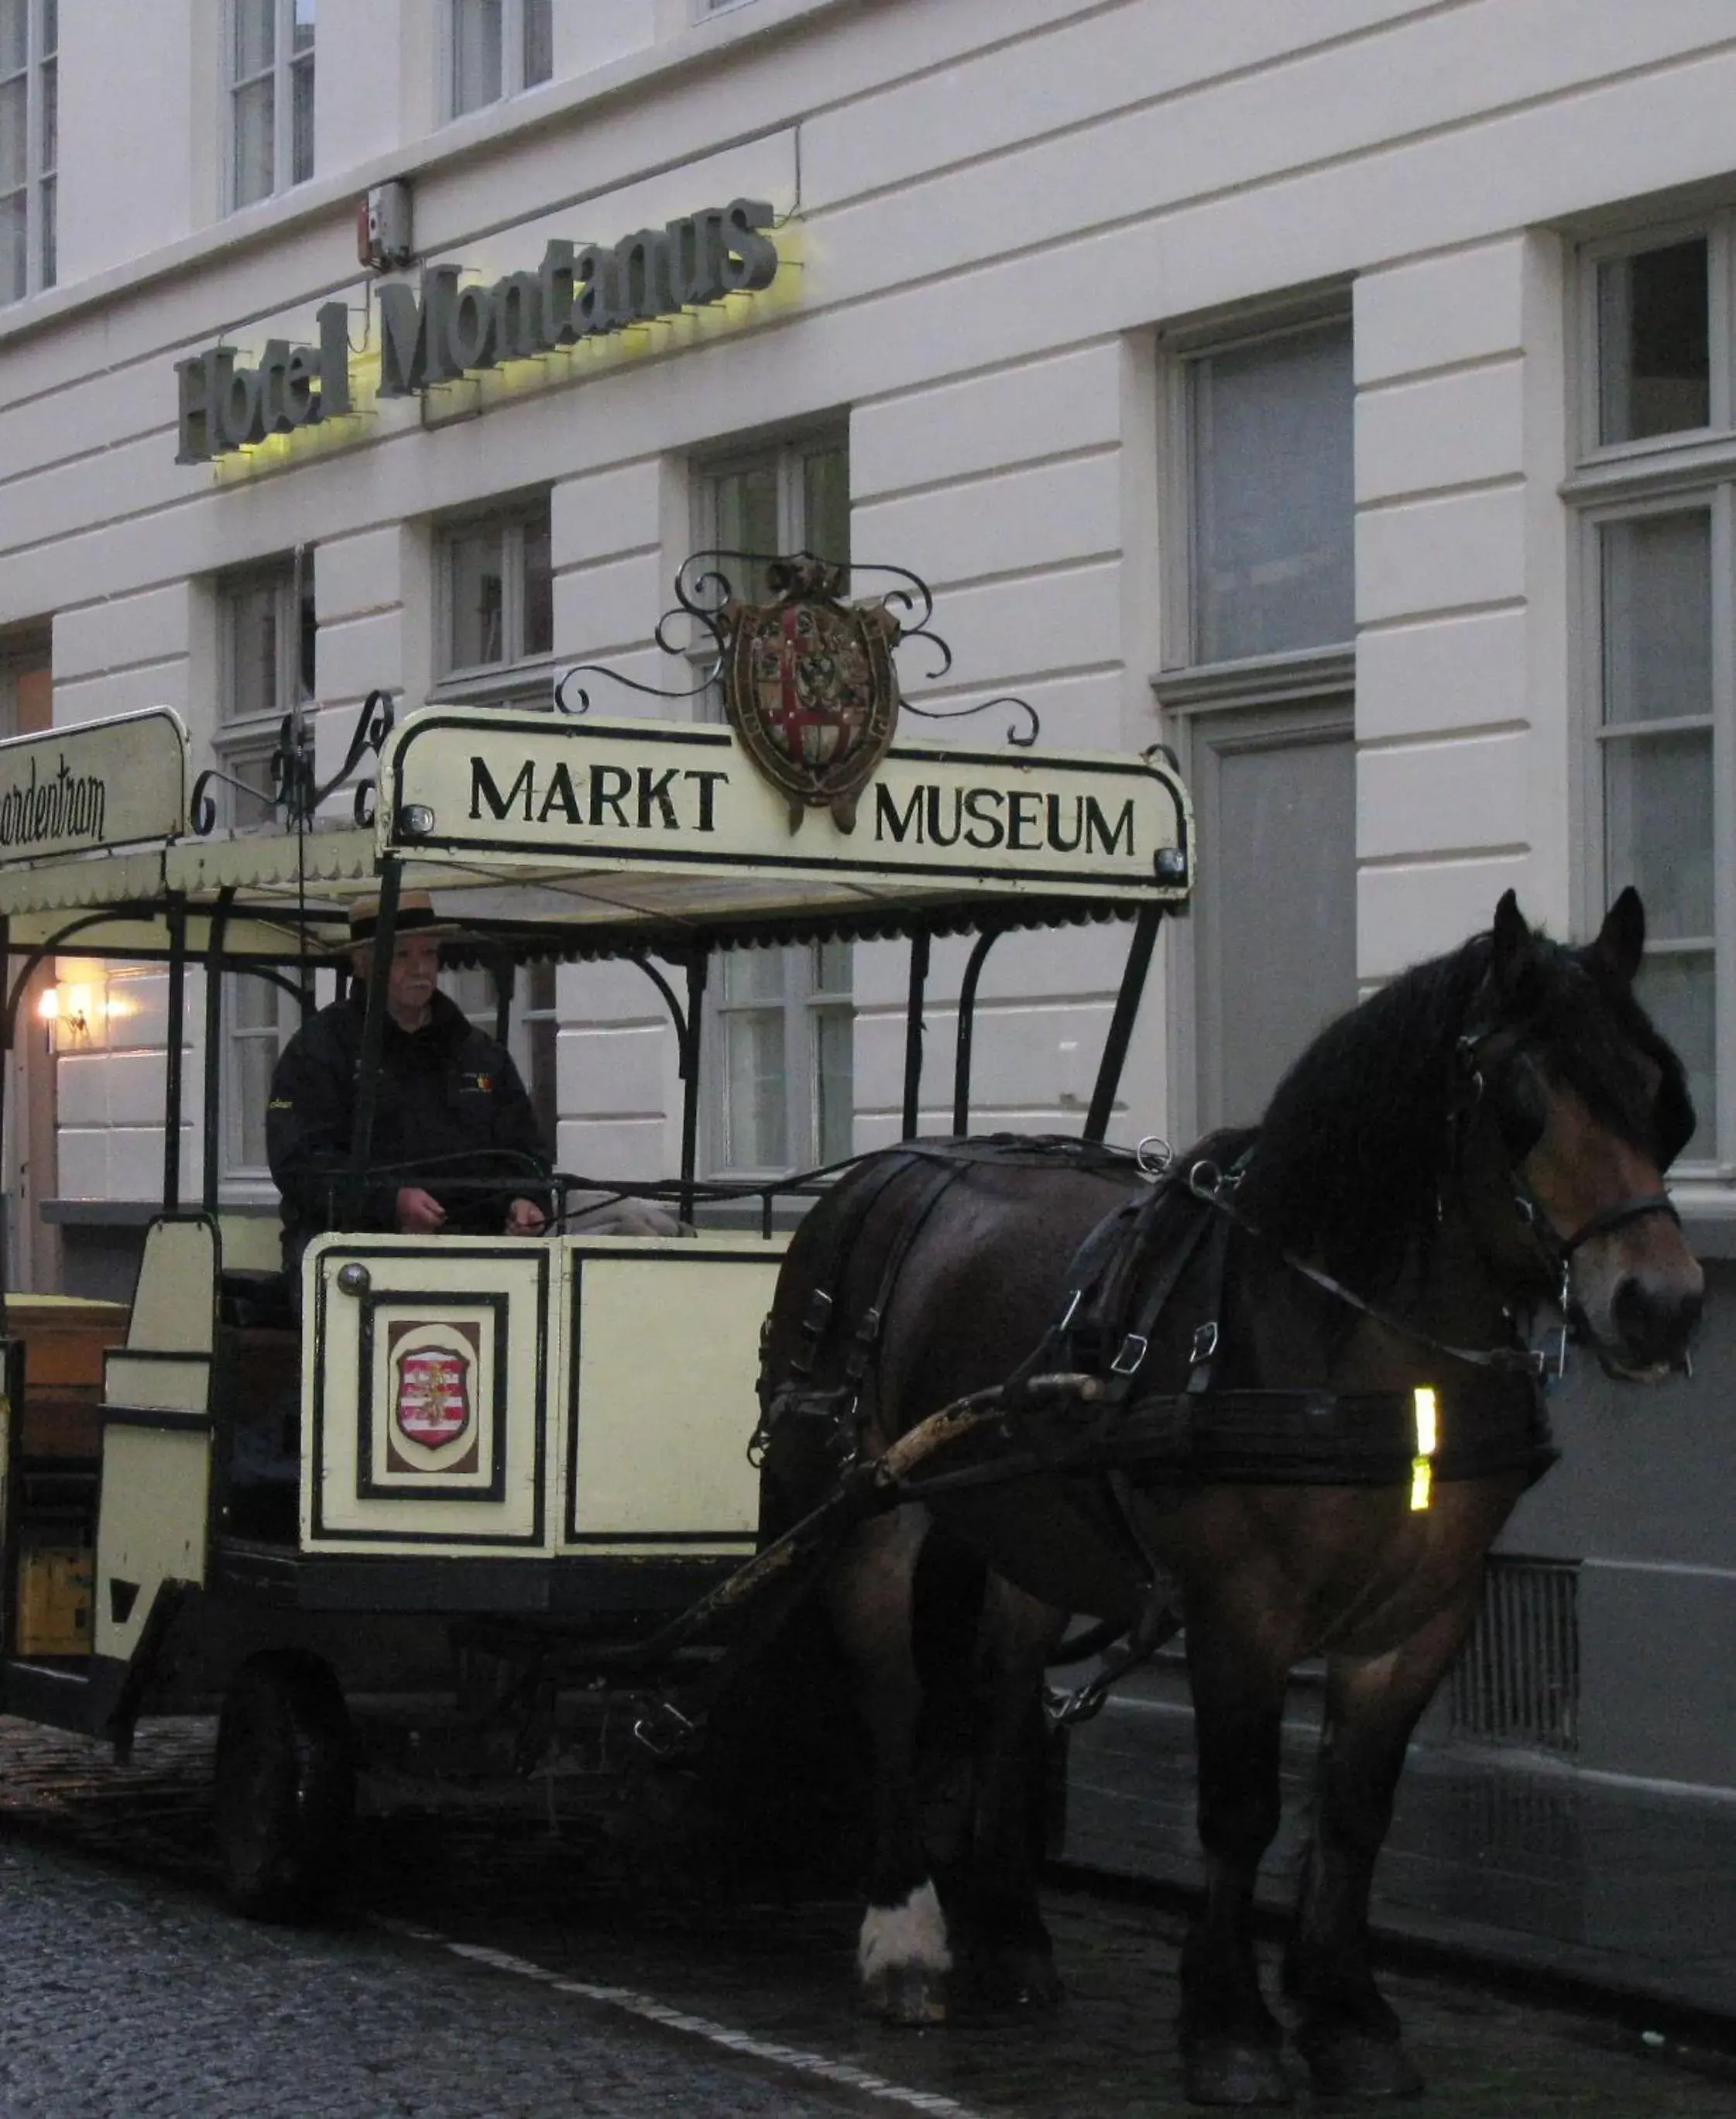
[393, 1342, 473, 1452]
[720, 556, 902, 833]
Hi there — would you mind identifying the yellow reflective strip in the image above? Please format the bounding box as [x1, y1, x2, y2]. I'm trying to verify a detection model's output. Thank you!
[1409, 1458, 1433, 1511]
[1413, 1385, 1438, 1458]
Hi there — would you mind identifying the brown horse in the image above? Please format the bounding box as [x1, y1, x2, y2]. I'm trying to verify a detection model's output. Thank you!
[757, 890, 1702, 2107]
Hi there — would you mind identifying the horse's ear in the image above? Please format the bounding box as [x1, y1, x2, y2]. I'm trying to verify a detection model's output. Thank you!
[1491, 888, 1534, 1001]
[1594, 886, 1645, 988]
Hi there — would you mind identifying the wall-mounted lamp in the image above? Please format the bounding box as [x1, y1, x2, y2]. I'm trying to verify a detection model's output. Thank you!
[39, 982, 93, 1052]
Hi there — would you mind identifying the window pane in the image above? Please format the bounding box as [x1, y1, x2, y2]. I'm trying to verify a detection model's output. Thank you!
[814, 1005, 853, 1163]
[1635, 952, 1714, 1162]
[1598, 239, 1710, 446]
[0, 73, 25, 188]
[713, 461, 781, 602]
[722, 948, 784, 1003]
[39, 0, 53, 55]
[1600, 512, 1711, 726]
[523, 0, 552, 85]
[232, 75, 274, 206]
[291, 53, 314, 184]
[801, 445, 850, 569]
[39, 51, 53, 170]
[1, 185, 24, 303]
[453, 0, 503, 113]
[225, 740, 280, 827]
[724, 1009, 787, 1167]
[813, 938, 852, 995]
[448, 524, 506, 668]
[233, 0, 274, 80]
[292, 0, 315, 53]
[0, 0, 26, 74]
[522, 513, 553, 657]
[37, 169, 50, 287]
[225, 577, 283, 721]
[1191, 323, 1354, 663]
[1604, 729, 1713, 940]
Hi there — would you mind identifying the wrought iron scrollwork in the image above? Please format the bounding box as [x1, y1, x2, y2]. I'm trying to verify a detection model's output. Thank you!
[552, 549, 954, 713]
[190, 688, 396, 836]
[903, 694, 1040, 747]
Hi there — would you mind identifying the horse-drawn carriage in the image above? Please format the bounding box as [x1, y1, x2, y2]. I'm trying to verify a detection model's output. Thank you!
[0, 557, 1701, 2108]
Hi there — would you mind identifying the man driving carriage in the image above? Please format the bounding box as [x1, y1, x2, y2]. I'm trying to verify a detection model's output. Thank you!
[266, 890, 551, 1282]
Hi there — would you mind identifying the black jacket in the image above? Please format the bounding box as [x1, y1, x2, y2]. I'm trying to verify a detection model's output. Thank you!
[266, 987, 549, 1269]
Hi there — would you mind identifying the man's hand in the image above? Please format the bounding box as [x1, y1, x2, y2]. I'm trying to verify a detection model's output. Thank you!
[396, 1187, 448, 1234]
[505, 1197, 546, 1235]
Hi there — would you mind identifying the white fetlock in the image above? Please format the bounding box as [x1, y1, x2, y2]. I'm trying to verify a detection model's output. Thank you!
[857, 1877, 952, 1990]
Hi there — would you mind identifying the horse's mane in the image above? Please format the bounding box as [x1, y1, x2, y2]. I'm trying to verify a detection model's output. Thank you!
[1235, 921, 1688, 1299]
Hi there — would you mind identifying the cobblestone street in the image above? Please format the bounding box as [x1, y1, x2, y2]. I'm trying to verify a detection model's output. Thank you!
[2, 1718, 1734, 2117]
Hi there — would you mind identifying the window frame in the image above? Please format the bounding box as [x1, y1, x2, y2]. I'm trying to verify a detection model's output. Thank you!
[431, 493, 556, 709]
[690, 429, 854, 1177]
[213, 552, 315, 1188]
[447, 0, 553, 122]
[1153, 303, 1357, 1147]
[1567, 214, 1736, 1182]
[225, 0, 314, 213]
[1, 0, 57, 304]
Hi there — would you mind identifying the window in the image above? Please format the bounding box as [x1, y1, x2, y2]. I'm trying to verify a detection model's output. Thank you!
[1, 0, 55, 303]
[229, 0, 314, 210]
[1157, 315, 1357, 1135]
[217, 553, 315, 823]
[695, 431, 853, 1172]
[216, 553, 314, 1180]
[434, 495, 554, 703]
[451, 0, 552, 118]
[441, 957, 561, 1166]
[1575, 222, 1729, 1167]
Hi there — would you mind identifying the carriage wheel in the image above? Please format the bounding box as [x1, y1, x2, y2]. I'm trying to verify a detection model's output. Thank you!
[214, 1650, 356, 1921]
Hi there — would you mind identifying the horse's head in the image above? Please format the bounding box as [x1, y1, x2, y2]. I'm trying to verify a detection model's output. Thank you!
[1463, 888, 1703, 1379]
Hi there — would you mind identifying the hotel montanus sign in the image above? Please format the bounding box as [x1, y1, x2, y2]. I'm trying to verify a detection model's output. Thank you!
[0, 708, 190, 862]
[177, 197, 781, 464]
[382, 708, 1190, 899]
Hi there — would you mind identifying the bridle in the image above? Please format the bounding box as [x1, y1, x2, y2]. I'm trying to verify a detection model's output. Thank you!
[1454, 1017, 1680, 1312]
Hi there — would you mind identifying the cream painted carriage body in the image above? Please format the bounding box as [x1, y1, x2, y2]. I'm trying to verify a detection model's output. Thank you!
[0, 669, 1190, 1915]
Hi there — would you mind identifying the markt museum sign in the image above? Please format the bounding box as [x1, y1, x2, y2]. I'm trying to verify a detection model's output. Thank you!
[177, 197, 781, 464]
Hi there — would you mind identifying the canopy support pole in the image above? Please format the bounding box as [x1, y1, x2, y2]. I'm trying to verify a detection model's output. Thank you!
[952, 926, 1007, 1138]
[201, 888, 236, 1213]
[345, 860, 401, 1228]
[0, 915, 10, 1318]
[901, 931, 929, 1142]
[1083, 905, 1162, 1144]
[678, 950, 706, 1227]
[162, 896, 188, 1212]
[492, 954, 515, 1049]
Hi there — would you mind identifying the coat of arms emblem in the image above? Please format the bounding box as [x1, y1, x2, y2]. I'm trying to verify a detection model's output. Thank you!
[393, 1345, 472, 1451]
[719, 556, 902, 833]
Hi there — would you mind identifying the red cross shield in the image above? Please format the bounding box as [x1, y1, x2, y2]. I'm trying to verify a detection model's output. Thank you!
[394, 1345, 472, 1451]
[721, 557, 901, 833]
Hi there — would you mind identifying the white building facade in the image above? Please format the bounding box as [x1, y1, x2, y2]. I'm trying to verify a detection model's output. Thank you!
[2, 0, 1734, 1791]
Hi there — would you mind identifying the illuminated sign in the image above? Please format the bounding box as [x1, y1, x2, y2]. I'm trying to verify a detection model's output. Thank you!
[177, 303, 351, 464]
[376, 199, 779, 396]
[176, 197, 781, 465]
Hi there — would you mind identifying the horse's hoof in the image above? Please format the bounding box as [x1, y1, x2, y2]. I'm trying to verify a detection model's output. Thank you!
[1297, 2024, 1423, 2099]
[863, 1967, 949, 2026]
[968, 1946, 1065, 2013]
[1182, 2038, 1293, 2107]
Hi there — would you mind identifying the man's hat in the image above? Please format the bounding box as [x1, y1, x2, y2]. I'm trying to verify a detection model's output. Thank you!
[345, 890, 463, 948]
